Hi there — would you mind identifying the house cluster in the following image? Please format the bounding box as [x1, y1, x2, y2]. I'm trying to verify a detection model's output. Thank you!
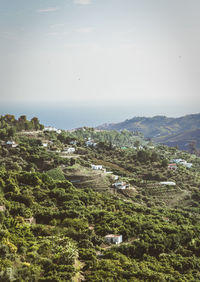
[169, 159, 193, 169]
[44, 126, 61, 134]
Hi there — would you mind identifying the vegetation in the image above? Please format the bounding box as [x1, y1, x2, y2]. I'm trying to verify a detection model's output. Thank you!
[1, 114, 200, 281]
[0, 115, 44, 140]
[97, 113, 200, 152]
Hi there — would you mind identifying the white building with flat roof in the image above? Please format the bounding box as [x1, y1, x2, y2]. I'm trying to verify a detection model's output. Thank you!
[91, 164, 103, 170]
[105, 234, 123, 244]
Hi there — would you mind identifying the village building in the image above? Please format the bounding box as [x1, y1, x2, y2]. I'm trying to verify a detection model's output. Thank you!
[148, 146, 155, 149]
[178, 160, 187, 165]
[63, 147, 76, 154]
[168, 163, 177, 170]
[184, 163, 193, 168]
[6, 141, 18, 148]
[42, 143, 48, 147]
[114, 182, 129, 189]
[44, 126, 61, 134]
[105, 234, 123, 244]
[91, 164, 103, 170]
[85, 140, 97, 147]
[172, 159, 186, 164]
[160, 181, 176, 186]
[171, 159, 193, 168]
[113, 175, 119, 181]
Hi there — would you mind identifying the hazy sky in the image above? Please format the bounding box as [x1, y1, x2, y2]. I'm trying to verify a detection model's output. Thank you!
[1, 0, 200, 117]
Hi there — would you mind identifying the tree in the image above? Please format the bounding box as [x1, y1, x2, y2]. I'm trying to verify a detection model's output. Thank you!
[161, 159, 168, 168]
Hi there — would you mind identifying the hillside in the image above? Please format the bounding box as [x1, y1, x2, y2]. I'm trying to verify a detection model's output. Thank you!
[1, 114, 200, 280]
[97, 113, 200, 151]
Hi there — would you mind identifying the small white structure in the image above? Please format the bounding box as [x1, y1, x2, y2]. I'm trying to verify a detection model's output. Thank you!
[70, 140, 77, 145]
[63, 147, 76, 154]
[91, 164, 103, 170]
[85, 140, 97, 147]
[44, 127, 61, 134]
[42, 143, 48, 147]
[148, 146, 155, 149]
[172, 159, 186, 164]
[6, 141, 18, 148]
[171, 159, 192, 168]
[114, 182, 128, 189]
[160, 181, 176, 186]
[184, 163, 192, 168]
[113, 175, 119, 180]
[105, 234, 123, 244]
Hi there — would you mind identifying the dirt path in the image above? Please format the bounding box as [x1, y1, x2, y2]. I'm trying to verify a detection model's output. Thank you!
[73, 259, 85, 282]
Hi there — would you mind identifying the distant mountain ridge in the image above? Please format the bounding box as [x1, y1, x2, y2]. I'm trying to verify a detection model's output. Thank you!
[97, 113, 200, 151]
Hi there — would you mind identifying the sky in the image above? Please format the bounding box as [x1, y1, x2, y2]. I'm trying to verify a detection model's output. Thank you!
[0, 0, 200, 127]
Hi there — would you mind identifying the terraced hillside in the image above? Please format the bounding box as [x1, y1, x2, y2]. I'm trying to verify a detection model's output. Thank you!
[63, 164, 112, 191]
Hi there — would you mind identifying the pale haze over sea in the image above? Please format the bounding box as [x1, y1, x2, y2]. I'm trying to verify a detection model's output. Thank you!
[1, 0, 200, 129]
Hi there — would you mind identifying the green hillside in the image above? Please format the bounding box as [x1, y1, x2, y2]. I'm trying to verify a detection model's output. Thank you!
[97, 113, 200, 152]
[1, 115, 200, 281]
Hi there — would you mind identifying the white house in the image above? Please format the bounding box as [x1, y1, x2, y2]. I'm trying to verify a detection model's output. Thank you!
[105, 234, 123, 244]
[172, 159, 186, 164]
[42, 143, 48, 147]
[160, 181, 176, 186]
[113, 175, 119, 180]
[63, 147, 76, 154]
[6, 141, 18, 148]
[114, 182, 128, 189]
[171, 159, 192, 168]
[179, 160, 187, 165]
[85, 140, 97, 147]
[148, 146, 155, 149]
[91, 164, 103, 170]
[184, 163, 192, 168]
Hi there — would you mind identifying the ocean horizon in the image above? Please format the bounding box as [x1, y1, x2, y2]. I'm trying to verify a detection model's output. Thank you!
[0, 102, 198, 130]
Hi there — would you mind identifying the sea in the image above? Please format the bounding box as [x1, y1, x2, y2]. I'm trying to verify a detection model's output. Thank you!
[0, 102, 195, 130]
[0, 103, 128, 130]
